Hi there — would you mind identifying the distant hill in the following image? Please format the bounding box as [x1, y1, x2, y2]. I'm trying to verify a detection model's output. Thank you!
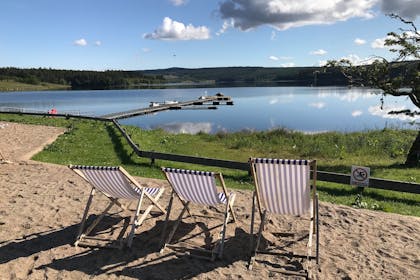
[1, 61, 417, 91]
[141, 66, 347, 86]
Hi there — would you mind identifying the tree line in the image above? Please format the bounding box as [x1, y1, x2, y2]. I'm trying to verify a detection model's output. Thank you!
[0, 67, 164, 90]
[142, 66, 348, 86]
[0, 62, 417, 91]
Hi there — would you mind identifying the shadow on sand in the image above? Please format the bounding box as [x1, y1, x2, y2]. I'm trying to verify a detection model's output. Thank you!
[2, 213, 308, 279]
[33, 219, 253, 279]
[0, 215, 125, 265]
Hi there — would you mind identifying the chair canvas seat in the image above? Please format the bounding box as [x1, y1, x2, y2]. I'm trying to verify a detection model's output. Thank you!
[248, 158, 319, 277]
[69, 165, 166, 249]
[253, 158, 311, 215]
[160, 167, 237, 261]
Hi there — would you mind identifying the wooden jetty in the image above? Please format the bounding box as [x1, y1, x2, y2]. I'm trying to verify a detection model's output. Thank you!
[100, 94, 233, 120]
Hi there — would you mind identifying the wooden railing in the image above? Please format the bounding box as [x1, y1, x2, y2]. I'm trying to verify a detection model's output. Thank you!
[112, 120, 420, 194]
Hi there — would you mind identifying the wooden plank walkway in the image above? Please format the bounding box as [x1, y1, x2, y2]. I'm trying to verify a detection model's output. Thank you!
[100, 94, 233, 120]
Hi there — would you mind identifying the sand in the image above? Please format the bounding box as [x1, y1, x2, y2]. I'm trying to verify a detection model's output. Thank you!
[0, 121, 419, 279]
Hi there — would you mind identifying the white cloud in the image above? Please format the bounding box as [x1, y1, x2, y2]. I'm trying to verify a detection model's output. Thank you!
[339, 54, 378, 65]
[380, 0, 420, 20]
[144, 17, 210, 40]
[310, 49, 327, 55]
[352, 110, 363, 117]
[142, 48, 151, 52]
[216, 19, 234, 36]
[218, 0, 376, 31]
[371, 37, 387, 49]
[281, 62, 295, 67]
[318, 60, 328, 66]
[269, 55, 295, 63]
[74, 38, 87, 46]
[271, 31, 277, 40]
[371, 32, 417, 60]
[94, 41, 101, 46]
[170, 0, 187, 6]
[309, 102, 326, 109]
[342, 54, 364, 64]
[354, 38, 366, 45]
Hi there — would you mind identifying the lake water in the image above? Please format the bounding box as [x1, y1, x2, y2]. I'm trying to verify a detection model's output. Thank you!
[0, 87, 418, 134]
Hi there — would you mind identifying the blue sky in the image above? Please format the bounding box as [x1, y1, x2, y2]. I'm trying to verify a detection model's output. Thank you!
[0, 0, 418, 70]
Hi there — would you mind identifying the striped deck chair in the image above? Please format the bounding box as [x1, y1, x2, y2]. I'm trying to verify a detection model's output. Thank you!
[160, 167, 237, 261]
[69, 165, 166, 249]
[248, 158, 319, 277]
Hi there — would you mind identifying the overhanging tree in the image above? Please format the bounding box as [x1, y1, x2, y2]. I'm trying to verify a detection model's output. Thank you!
[326, 14, 419, 166]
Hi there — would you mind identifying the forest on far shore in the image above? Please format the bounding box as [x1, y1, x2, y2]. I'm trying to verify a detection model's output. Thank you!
[0, 60, 418, 91]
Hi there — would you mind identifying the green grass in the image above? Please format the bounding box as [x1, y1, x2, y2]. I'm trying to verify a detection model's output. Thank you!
[0, 79, 70, 91]
[1, 113, 419, 216]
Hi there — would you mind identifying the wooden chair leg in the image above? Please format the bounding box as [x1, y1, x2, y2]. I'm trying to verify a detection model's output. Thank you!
[249, 210, 266, 270]
[82, 200, 117, 238]
[126, 191, 145, 248]
[228, 193, 237, 223]
[160, 192, 174, 251]
[148, 188, 167, 214]
[306, 199, 314, 273]
[75, 187, 95, 245]
[217, 196, 231, 259]
[249, 191, 256, 257]
[164, 201, 190, 248]
[315, 193, 320, 265]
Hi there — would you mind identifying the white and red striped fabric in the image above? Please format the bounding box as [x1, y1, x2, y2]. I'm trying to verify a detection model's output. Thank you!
[71, 165, 159, 199]
[252, 158, 311, 215]
[162, 168, 227, 206]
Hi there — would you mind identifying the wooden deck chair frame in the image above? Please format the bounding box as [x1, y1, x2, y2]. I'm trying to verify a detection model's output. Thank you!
[160, 167, 237, 261]
[248, 158, 319, 278]
[69, 165, 166, 249]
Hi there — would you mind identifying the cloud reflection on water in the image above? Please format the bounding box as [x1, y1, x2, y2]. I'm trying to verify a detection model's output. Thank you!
[317, 89, 377, 102]
[309, 102, 326, 109]
[152, 122, 213, 134]
[351, 110, 363, 117]
[269, 94, 294, 105]
[368, 105, 420, 122]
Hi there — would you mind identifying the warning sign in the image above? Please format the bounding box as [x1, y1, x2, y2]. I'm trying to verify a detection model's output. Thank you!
[350, 166, 370, 187]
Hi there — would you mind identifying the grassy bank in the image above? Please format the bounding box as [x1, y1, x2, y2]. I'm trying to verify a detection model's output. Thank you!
[0, 80, 70, 92]
[1, 113, 419, 216]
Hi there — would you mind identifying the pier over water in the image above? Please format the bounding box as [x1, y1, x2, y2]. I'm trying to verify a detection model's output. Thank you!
[100, 94, 233, 120]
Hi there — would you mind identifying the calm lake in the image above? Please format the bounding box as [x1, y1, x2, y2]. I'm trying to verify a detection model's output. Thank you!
[1, 87, 418, 134]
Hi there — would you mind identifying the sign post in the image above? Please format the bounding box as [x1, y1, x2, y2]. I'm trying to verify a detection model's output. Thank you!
[350, 166, 370, 187]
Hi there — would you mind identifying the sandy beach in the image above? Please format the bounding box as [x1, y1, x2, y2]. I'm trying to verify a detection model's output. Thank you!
[0, 121, 419, 279]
